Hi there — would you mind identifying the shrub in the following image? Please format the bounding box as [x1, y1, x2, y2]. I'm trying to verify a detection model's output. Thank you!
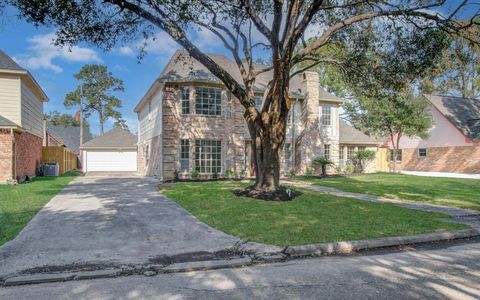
[226, 169, 234, 179]
[313, 157, 336, 176]
[191, 169, 200, 180]
[352, 150, 376, 173]
[288, 169, 296, 178]
[305, 167, 313, 177]
[212, 170, 219, 179]
[173, 170, 180, 182]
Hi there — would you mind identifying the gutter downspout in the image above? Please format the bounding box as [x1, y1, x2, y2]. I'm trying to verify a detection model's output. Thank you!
[11, 128, 16, 181]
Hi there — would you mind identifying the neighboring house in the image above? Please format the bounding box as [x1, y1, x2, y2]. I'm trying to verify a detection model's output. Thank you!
[339, 120, 381, 173]
[135, 51, 380, 181]
[387, 94, 480, 174]
[0, 50, 49, 183]
[80, 127, 137, 172]
[47, 125, 93, 155]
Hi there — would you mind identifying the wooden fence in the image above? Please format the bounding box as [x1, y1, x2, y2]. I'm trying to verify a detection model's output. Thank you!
[376, 147, 390, 172]
[42, 146, 78, 175]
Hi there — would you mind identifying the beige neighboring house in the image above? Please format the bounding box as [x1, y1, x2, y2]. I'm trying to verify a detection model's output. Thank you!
[0, 50, 49, 183]
[135, 51, 380, 181]
[386, 94, 480, 174]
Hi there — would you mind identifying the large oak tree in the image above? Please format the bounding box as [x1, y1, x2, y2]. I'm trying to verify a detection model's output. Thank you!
[6, 0, 479, 193]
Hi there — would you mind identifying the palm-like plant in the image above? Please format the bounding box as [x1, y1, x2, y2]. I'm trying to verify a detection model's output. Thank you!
[313, 157, 336, 177]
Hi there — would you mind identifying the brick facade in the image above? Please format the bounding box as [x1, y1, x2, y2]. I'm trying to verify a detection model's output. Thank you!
[0, 130, 42, 182]
[0, 130, 14, 182]
[161, 84, 247, 181]
[394, 145, 480, 173]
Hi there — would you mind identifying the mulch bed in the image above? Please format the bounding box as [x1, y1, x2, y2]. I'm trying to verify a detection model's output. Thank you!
[232, 186, 301, 201]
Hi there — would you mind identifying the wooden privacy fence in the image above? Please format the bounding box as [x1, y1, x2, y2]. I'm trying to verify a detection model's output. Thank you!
[42, 146, 78, 174]
[376, 147, 390, 172]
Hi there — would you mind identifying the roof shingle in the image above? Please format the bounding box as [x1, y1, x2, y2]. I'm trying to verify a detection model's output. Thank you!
[80, 127, 137, 149]
[339, 120, 379, 145]
[49, 125, 93, 154]
[0, 114, 19, 127]
[0, 50, 25, 72]
[425, 94, 480, 141]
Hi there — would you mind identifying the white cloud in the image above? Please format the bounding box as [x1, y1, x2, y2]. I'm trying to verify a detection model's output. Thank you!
[117, 46, 135, 56]
[13, 32, 102, 73]
[138, 31, 179, 56]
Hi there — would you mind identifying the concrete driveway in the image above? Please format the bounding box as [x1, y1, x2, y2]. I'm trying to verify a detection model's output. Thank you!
[0, 176, 240, 278]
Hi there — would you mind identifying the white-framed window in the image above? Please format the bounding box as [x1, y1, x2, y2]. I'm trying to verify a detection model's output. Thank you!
[321, 105, 331, 126]
[390, 149, 402, 162]
[254, 96, 263, 110]
[195, 140, 222, 174]
[324, 144, 330, 159]
[143, 144, 150, 159]
[347, 146, 355, 160]
[181, 87, 190, 115]
[180, 139, 190, 172]
[284, 143, 292, 170]
[195, 87, 222, 116]
[418, 148, 427, 158]
[358, 146, 366, 152]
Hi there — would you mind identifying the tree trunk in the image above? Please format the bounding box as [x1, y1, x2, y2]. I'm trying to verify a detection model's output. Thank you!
[99, 111, 104, 135]
[246, 90, 288, 193]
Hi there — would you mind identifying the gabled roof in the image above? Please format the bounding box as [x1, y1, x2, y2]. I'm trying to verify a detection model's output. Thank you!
[135, 50, 343, 112]
[80, 127, 137, 149]
[424, 94, 480, 141]
[0, 114, 19, 128]
[0, 49, 49, 102]
[339, 120, 380, 145]
[0, 50, 25, 72]
[49, 125, 93, 154]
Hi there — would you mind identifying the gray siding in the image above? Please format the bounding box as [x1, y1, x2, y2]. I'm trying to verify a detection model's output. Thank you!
[21, 80, 44, 137]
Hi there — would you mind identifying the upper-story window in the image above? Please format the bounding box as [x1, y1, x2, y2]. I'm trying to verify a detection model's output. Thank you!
[321, 105, 331, 126]
[254, 96, 263, 110]
[324, 144, 330, 159]
[181, 87, 190, 115]
[195, 87, 222, 116]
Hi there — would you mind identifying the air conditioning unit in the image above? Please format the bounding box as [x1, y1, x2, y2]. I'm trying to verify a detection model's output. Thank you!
[44, 163, 59, 177]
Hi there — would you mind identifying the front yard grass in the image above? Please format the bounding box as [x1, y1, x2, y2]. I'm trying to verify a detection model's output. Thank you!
[298, 173, 480, 211]
[0, 171, 79, 246]
[160, 181, 467, 247]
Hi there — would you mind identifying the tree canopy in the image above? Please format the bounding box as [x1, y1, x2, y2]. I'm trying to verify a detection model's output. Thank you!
[44, 110, 90, 127]
[64, 64, 126, 135]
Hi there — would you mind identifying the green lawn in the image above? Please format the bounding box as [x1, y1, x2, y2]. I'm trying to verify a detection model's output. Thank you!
[298, 173, 480, 211]
[0, 172, 78, 246]
[160, 181, 467, 246]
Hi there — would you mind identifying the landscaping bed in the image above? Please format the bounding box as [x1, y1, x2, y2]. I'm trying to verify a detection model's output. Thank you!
[298, 173, 480, 211]
[0, 171, 79, 246]
[159, 181, 467, 247]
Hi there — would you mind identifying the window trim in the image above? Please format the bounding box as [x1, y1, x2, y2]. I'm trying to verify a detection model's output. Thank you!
[390, 149, 403, 162]
[181, 86, 190, 115]
[418, 148, 427, 158]
[180, 139, 190, 172]
[194, 86, 223, 116]
[324, 144, 330, 160]
[194, 140, 222, 174]
[321, 105, 332, 126]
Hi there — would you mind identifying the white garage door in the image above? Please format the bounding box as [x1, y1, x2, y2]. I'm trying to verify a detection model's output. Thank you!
[86, 151, 137, 172]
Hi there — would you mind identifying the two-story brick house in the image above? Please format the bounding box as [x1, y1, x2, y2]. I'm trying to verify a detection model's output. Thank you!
[0, 50, 48, 183]
[135, 51, 377, 181]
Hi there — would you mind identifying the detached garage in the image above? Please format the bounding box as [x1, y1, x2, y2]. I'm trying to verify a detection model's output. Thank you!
[80, 127, 138, 173]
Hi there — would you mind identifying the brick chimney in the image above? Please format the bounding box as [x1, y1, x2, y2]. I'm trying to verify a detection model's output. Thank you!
[75, 111, 81, 124]
[301, 71, 320, 129]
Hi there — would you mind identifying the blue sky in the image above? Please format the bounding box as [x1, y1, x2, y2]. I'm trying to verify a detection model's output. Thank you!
[0, 7, 229, 135]
[0, 2, 477, 135]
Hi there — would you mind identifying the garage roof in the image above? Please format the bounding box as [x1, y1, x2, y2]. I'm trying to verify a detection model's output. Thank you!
[80, 127, 137, 149]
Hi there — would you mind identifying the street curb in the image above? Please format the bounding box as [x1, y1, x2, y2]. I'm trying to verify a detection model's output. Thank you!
[161, 257, 252, 273]
[284, 228, 480, 257]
